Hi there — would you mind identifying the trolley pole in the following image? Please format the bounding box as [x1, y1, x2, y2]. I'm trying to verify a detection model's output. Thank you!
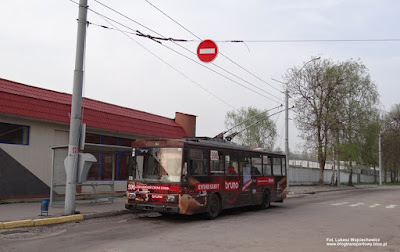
[65, 0, 88, 215]
[272, 57, 320, 194]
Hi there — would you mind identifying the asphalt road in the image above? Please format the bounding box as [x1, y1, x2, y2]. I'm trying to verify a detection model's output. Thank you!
[1, 187, 399, 252]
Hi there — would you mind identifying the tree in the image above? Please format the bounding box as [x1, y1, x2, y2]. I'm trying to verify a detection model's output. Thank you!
[286, 58, 346, 185]
[224, 107, 277, 150]
[381, 104, 400, 183]
[286, 58, 379, 185]
[358, 117, 380, 182]
[335, 60, 379, 186]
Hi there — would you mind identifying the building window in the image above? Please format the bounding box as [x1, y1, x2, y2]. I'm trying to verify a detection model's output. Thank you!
[85, 133, 134, 181]
[0, 122, 29, 145]
[85, 134, 101, 144]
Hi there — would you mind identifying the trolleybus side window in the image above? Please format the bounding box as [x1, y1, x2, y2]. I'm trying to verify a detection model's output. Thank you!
[225, 153, 238, 175]
[210, 150, 224, 175]
[239, 153, 251, 175]
[273, 157, 282, 176]
[262, 156, 272, 175]
[189, 148, 208, 176]
[251, 155, 262, 176]
[282, 157, 286, 176]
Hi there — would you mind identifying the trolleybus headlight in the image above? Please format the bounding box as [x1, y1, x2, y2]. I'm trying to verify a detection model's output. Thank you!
[128, 193, 136, 200]
[167, 195, 175, 202]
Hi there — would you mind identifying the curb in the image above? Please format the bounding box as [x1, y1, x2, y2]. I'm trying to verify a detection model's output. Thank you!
[288, 185, 378, 195]
[0, 214, 83, 230]
[0, 210, 135, 230]
[83, 209, 130, 220]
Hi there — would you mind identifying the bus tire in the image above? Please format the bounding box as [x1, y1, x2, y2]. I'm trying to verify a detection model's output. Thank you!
[207, 194, 221, 220]
[260, 190, 271, 209]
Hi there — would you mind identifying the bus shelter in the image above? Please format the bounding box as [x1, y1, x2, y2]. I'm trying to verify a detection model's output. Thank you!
[50, 143, 132, 206]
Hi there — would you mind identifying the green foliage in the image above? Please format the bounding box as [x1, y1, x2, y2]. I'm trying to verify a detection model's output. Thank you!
[224, 107, 277, 150]
[359, 119, 380, 167]
[381, 104, 400, 181]
[286, 57, 380, 185]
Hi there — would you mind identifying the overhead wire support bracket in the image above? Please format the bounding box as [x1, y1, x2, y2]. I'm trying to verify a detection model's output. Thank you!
[135, 30, 190, 44]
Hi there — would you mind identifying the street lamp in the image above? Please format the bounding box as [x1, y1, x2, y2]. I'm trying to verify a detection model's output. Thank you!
[272, 57, 320, 192]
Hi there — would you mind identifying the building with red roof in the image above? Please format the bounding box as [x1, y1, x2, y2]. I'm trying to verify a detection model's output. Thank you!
[0, 78, 196, 199]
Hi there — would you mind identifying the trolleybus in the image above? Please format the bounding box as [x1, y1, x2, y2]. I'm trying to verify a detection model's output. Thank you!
[125, 137, 287, 219]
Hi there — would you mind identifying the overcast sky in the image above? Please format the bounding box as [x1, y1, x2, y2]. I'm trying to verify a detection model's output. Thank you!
[1, 0, 399, 151]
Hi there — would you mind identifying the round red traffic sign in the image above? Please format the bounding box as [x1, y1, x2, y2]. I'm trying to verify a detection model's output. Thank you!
[197, 40, 218, 63]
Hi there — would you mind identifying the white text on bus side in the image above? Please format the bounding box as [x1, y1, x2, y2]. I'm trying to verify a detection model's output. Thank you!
[225, 181, 239, 191]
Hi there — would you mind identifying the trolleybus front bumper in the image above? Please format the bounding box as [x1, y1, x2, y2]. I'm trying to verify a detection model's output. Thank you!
[125, 203, 180, 214]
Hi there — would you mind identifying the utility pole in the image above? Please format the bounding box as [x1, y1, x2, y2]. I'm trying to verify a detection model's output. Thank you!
[273, 57, 321, 193]
[65, 0, 88, 215]
[285, 89, 290, 191]
[379, 133, 382, 186]
[336, 131, 340, 186]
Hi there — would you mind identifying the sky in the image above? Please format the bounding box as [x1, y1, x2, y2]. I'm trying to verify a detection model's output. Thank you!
[1, 0, 399, 152]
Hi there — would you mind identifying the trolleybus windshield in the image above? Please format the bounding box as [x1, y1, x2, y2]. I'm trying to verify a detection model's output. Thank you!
[134, 147, 183, 182]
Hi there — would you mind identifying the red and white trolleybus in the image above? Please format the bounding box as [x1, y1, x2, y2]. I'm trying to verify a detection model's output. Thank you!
[125, 137, 287, 219]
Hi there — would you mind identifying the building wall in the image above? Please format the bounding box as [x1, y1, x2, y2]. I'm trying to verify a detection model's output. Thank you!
[1, 115, 64, 187]
[1, 115, 153, 198]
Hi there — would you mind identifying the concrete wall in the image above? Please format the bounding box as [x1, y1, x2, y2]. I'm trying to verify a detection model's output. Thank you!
[289, 166, 391, 185]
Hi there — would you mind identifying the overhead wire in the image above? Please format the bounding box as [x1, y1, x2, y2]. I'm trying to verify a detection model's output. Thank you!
[216, 104, 283, 138]
[143, 0, 284, 94]
[87, 10, 278, 102]
[71, 0, 293, 147]
[216, 38, 400, 43]
[69, 0, 236, 110]
[92, 0, 284, 103]
[225, 107, 286, 141]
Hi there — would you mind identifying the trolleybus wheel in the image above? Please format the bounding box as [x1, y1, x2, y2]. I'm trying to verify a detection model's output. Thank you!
[260, 191, 271, 209]
[207, 194, 220, 219]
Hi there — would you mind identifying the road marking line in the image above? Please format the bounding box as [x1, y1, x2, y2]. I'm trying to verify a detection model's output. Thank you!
[349, 203, 365, 207]
[386, 204, 397, 209]
[331, 202, 348, 206]
[369, 204, 381, 208]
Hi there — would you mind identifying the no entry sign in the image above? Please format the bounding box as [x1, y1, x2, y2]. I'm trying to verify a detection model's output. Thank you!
[197, 40, 218, 63]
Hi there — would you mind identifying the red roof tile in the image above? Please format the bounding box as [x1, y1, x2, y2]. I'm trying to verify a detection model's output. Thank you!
[0, 78, 186, 138]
